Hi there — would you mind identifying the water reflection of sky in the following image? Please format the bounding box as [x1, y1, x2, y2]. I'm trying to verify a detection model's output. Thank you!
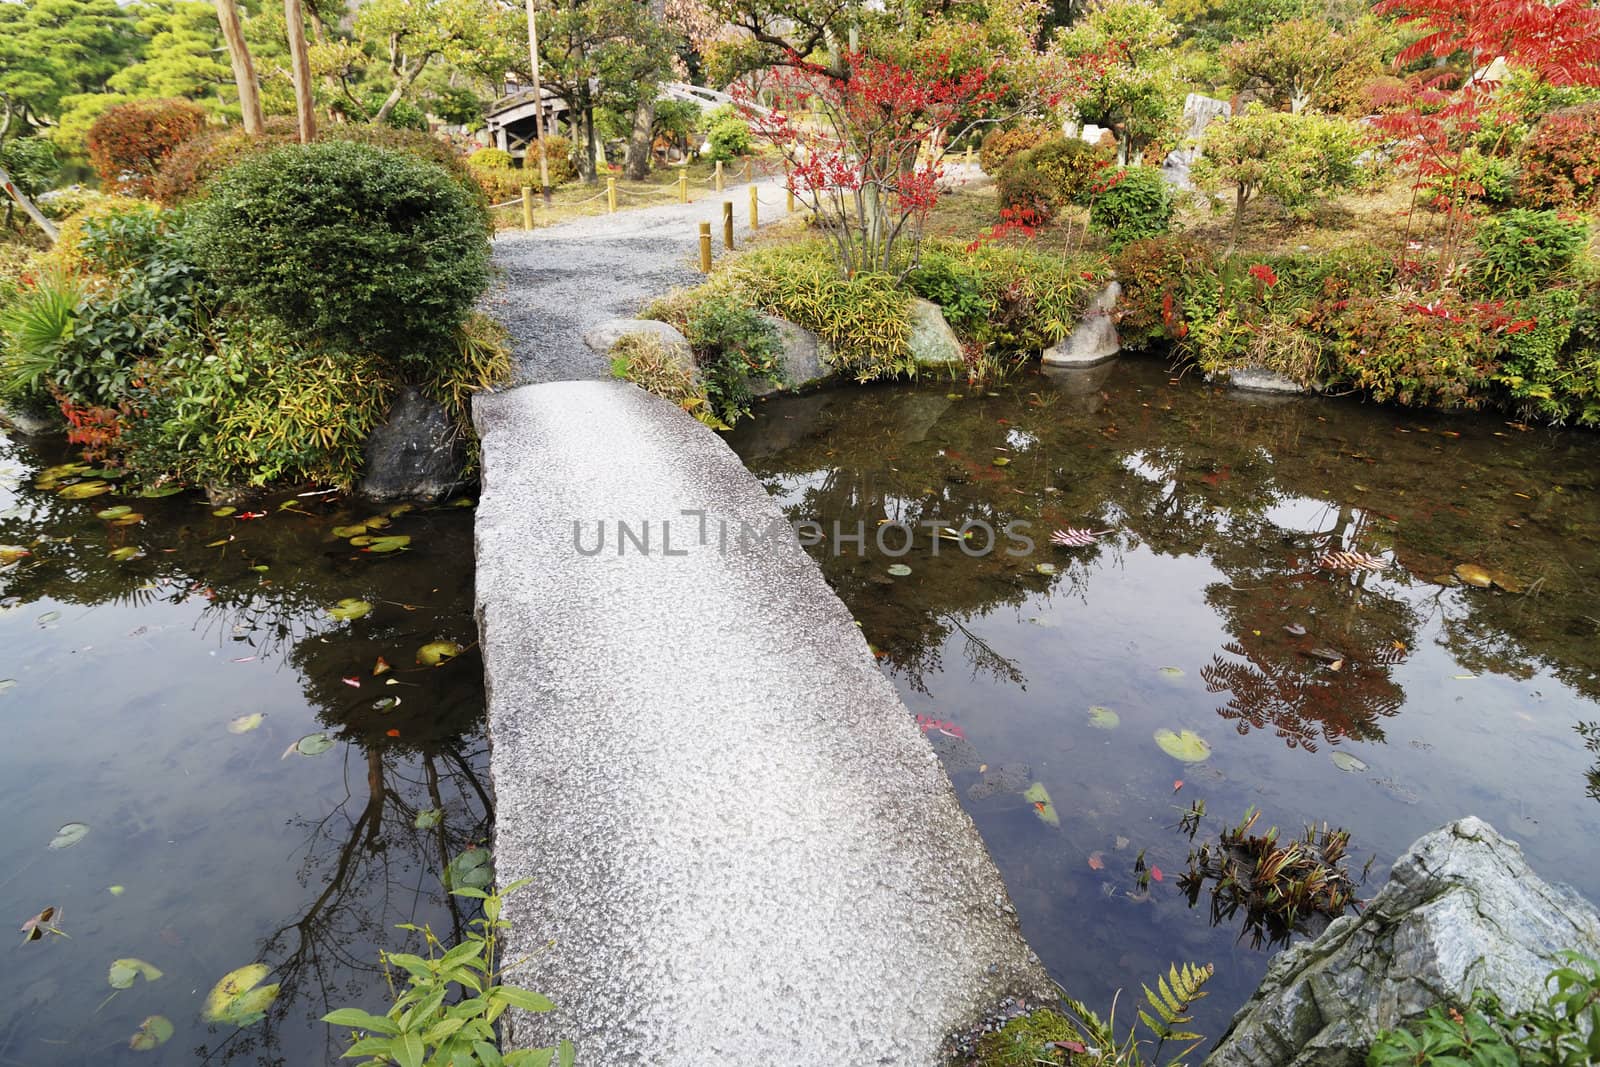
[730, 360, 1600, 1039]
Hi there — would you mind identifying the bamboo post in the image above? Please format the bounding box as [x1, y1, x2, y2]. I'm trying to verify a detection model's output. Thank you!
[714, 160, 724, 191]
[607, 176, 617, 213]
[744, 158, 753, 183]
[679, 172, 688, 203]
[722, 201, 733, 250]
[698, 222, 712, 273]
[749, 185, 759, 230]
[965, 144, 974, 165]
[521, 186, 534, 231]
[786, 185, 794, 213]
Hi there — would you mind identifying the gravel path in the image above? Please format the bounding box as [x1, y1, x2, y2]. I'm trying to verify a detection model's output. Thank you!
[486, 175, 790, 384]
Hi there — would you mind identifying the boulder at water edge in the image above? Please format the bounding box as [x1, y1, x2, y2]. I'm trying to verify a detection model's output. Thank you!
[1205, 817, 1600, 1067]
[1043, 282, 1121, 367]
[581, 318, 694, 367]
[357, 387, 468, 502]
[909, 298, 964, 370]
[748, 314, 836, 397]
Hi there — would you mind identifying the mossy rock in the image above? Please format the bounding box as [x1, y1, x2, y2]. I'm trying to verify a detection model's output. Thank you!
[975, 1009, 1083, 1066]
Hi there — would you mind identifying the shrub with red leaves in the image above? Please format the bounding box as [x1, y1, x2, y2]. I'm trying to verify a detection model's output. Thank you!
[87, 99, 209, 197]
[1517, 103, 1600, 211]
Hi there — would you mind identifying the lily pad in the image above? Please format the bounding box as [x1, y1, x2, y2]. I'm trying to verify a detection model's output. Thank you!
[327, 598, 373, 622]
[108, 546, 145, 561]
[294, 732, 335, 756]
[1087, 706, 1120, 729]
[129, 1015, 174, 1051]
[414, 808, 443, 830]
[202, 963, 280, 1027]
[361, 535, 411, 553]
[1022, 782, 1060, 827]
[228, 713, 265, 734]
[371, 696, 400, 712]
[331, 524, 369, 539]
[1153, 728, 1211, 763]
[1158, 666, 1185, 679]
[1330, 751, 1368, 773]
[110, 513, 144, 526]
[49, 822, 89, 849]
[139, 485, 185, 499]
[58, 481, 111, 500]
[96, 505, 133, 520]
[443, 846, 493, 890]
[360, 515, 392, 530]
[212, 507, 236, 517]
[109, 957, 164, 989]
[886, 564, 912, 577]
[416, 640, 463, 667]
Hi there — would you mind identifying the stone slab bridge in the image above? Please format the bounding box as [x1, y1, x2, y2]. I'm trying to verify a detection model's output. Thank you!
[473, 376, 1051, 1064]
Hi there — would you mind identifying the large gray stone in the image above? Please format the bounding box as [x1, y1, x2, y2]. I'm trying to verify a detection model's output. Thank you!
[581, 318, 693, 365]
[908, 298, 965, 370]
[1206, 817, 1600, 1067]
[0, 405, 58, 436]
[1042, 282, 1122, 367]
[356, 387, 467, 502]
[749, 313, 835, 397]
[1163, 93, 1233, 190]
[1227, 367, 1307, 395]
[473, 380, 1050, 1066]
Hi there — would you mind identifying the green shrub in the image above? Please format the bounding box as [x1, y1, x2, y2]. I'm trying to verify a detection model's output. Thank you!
[609, 332, 718, 426]
[1322, 296, 1501, 409]
[190, 141, 491, 364]
[995, 156, 1062, 221]
[1517, 103, 1600, 212]
[1112, 235, 1217, 350]
[1031, 138, 1111, 205]
[1472, 209, 1588, 297]
[1493, 287, 1600, 426]
[910, 239, 1098, 354]
[467, 146, 514, 170]
[705, 105, 753, 162]
[85, 98, 209, 198]
[682, 294, 782, 424]
[1089, 165, 1174, 251]
[1422, 148, 1516, 208]
[0, 137, 59, 200]
[978, 124, 1051, 175]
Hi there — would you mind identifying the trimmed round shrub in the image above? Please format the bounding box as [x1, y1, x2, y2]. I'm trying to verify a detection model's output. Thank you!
[190, 141, 492, 362]
[152, 119, 299, 205]
[86, 99, 208, 197]
[997, 138, 1112, 219]
[996, 154, 1062, 220]
[1517, 103, 1600, 211]
[979, 124, 1050, 175]
[706, 105, 753, 161]
[468, 146, 514, 170]
[319, 125, 482, 204]
[1089, 165, 1174, 251]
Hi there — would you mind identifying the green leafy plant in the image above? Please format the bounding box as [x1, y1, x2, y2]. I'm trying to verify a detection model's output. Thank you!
[190, 141, 491, 365]
[0, 271, 84, 405]
[1089, 166, 1174, 253]
[997, 138, 1111, 221]
[608, 332, 723, 428]
[705, 104, 753, 162]
[682, 293, 782, 425]
[979, 124, 1052, 176]
[1368, 953, 1600, 1067]
[323, 879, 574, 1067]
[1471, 209, 1588, 297]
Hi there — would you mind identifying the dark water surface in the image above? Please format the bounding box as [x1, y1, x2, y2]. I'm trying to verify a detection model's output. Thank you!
[0, 436, 488, 1065]
[726, 357, 1600, 1040]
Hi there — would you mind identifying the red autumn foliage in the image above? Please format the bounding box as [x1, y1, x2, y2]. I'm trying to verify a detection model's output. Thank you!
[86, 99, 209, 197]
[57, 395, 127, 462]
[1517, 103, 1600, 211]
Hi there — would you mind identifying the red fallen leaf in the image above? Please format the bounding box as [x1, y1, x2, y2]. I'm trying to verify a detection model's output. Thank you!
[19, 905, 59, 942]
[372, 656, 391, 676]
[1050, 1041, 1088, 1054]
[236, 511, 267, 520]
[1033, 800, 1048, 815]
[1150, 866, 1164, 882]
[385, 729, 400, 737]
[1173, 779, 1184, 792]
[341, 676, 361, 688]
[1087, 851, 1105, 871]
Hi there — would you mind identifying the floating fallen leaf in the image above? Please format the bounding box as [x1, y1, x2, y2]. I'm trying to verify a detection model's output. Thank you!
[1087, 851, 1105, 870]
[228, 713, 265, 734]
[37, 610, 60, 626]
[49, 822, 89, 849]
[372, 656, 391, 676]
[1284, 623, 1307, 637]
[109, 957, 163, 989]
[1330, 751, 1368, 773]
[385, 728, 400, 737]
[290, 733, 334, 757]
[0, 679, 14, 693]
[372, 696, 400, 712]
[1022, 782, 1060, 827]
[1173, 779, 1184, 792]
[1087, 706, 1120, 729]
[443, 846, 493, 890]
[1114, 836, 1130, 850]
[203, 963, 280, 1026]
[1315, 550, 1386, 574]
[205, 536, 233, 548]
[361, 535, 411, 554]
[0, 545, 30, 564]
[1158, 666, 1184, 679]
[19, 905, 61, 942]
[1153, 728, 1211, 763]
[341, 676, 361, 688]
[449, 497, 474, 508]
[1034, 562, 1057, 575]
[108, 885, 125, 896]
[212, 507, 236, 517]
[129, 1015, 174, 1051]
[417, 640, 463, 667]
[327, 598, 372, 621]
[886, 563, 912, 577]
[1150, 866, 1164, 882]
[1051, 527, 1111, 548]
[1453, 563, 1494, 588]
[414, 809, 443, 830]
[991, 456, 1010, 467]
[96, 506, 133, 520]
[108, 546, 144, 561]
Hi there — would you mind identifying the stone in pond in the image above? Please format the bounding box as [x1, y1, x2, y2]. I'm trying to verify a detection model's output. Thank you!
[1228, 367, 1306, 394]
[747, 314, 835, 398]
[357, 387, 467, 503]
[907, 299, 963, 369]
[1208, 817, 1600, 1067]
[1042, 282, 1121, 367]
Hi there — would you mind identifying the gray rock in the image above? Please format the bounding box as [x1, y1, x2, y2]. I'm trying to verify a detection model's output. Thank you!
[1042, 282, 1121, 367]
[749, 314, 835, 397]
[908, 298, 964, 370]
[581, 318, 693, 365]
[1206, 817, 1600, 1067]
[356, 387, 468, 502]
[473, 380, 1051, 1066]
[1163, 93, 1233, 190]
[0, 405, 59, 436]
[1227, 367, 1306, 395]
[1039, 360, 1116, 415]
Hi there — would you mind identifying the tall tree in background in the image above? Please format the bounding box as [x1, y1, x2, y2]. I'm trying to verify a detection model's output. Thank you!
[355, 0, 513, 125]
[284, 0, 318, 139]
[215, 0, 266, 133]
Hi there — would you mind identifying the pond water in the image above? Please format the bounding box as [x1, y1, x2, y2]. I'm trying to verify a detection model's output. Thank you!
[0, 435, 488, 1065]
[726, 357, 1600, 1040]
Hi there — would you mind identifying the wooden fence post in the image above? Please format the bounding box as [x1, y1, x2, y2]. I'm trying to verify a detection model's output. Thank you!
[714, 160, 724, 191]
[698, 222, 712, 273]
[679, 172, 688, 203]
[749, 185, 759, 231]
[722, 201, 734, 250]
[521, 186, 534, 231]
[606, 176, 617, 213]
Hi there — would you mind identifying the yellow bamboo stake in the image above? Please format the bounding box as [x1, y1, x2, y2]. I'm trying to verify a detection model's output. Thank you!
[786, 185, 795, 213]
[714, 160, 724, 191]
[749, 185, 759, 230]
[722, 201, 733, 250]
[744, 158, 753, 183]
[521, 186, 533, 231]
[679, 172, 688, 203]
[965, 144, 974, 165]
[698, 222, 712, 273]
[607, 176, 617, 213]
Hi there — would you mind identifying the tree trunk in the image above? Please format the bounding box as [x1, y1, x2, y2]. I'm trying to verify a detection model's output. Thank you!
[284, 0, 318, 142]
[214, 0, 265, 135]
[374, 59, 427, 125]
[625, 96, 654, 180]
[579, 89, 598, 183]
[0, 165, 59, 243]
